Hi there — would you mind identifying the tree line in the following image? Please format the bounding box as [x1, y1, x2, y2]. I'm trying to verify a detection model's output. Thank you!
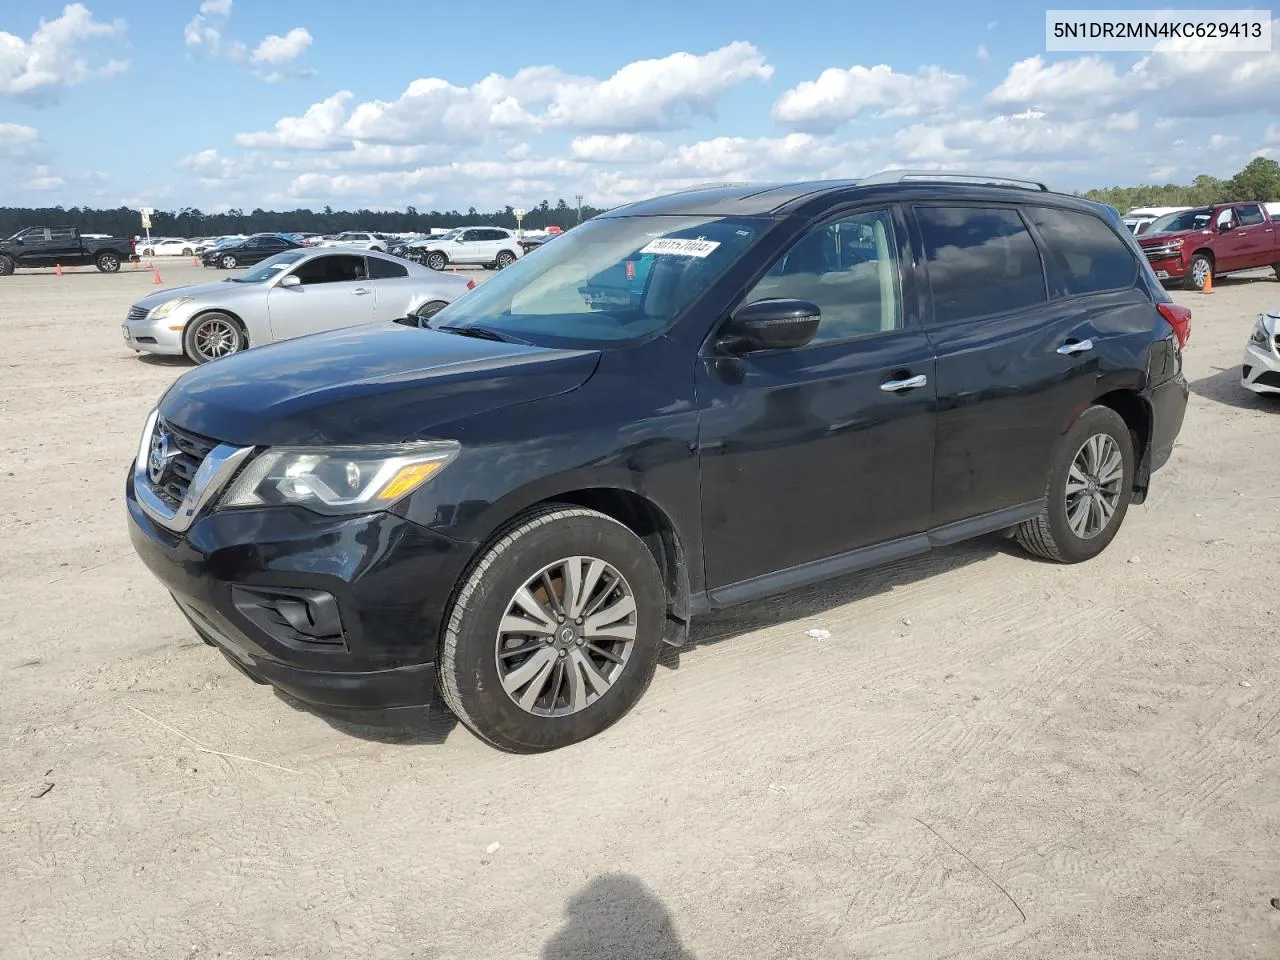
[4, 157, 1278, 239]
[1081, 157, 1280, 211]
[0, 198, 608, 239]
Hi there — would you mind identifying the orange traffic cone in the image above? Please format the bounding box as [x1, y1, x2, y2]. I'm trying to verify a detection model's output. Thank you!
[55, 263, 62, 276]
[152, 267, 162, 285]
[1202, 271, 1213, 294]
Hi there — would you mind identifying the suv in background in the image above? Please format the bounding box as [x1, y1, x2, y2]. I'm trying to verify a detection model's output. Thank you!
[1138, 202, 1280, 289]
[412, 226, 522, 271]
[127, 173, 1190, 752]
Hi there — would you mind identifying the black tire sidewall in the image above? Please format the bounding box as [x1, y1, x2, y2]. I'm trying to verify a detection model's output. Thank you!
[1042, 407, 1135, 562]
[497, 252, 514, 268]
[96, 253, 120, 273]
[183, 312, 243, 364]
[426, 252, 446, 271]
[444, 512, 665, 752]
[0, 255, 13, 276]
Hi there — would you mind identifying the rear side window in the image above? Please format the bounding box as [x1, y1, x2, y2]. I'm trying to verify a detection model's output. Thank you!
[49, 227, 77, 240]
[1024, 206, 1137, 296]
[367, 256, 408, 279]
[1237, 204, 1265, 226]
[915, 206, 1047, 324]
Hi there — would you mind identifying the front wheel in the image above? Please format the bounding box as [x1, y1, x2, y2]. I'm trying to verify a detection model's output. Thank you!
[425, 251, 447, 271]
[1272, 262, 1280, 281]
[1014, 405, 1135, 563]
[0, 255, 14, 276]
[220, 253, 238, 270]
[495, 250, 516, 269]
[438, 506, 666, 752]
[95, 252, 121, 273]
[183, 312, 245, 364]
[1186, 253, 1213, 291]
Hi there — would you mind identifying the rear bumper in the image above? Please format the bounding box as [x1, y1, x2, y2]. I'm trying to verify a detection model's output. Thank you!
[1242, 343, 1280, 395]
[1147, 371, 1189, 473]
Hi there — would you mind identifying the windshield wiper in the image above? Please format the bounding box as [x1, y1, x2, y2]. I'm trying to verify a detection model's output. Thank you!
[433, 324, 527, 345]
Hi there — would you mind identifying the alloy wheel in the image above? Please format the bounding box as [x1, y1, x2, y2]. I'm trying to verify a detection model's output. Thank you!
[192, 317, 241, 362]
[494, 556, 638, 717]
[1065, 434, 1124, 539]
[1191, 258, 1211, 289]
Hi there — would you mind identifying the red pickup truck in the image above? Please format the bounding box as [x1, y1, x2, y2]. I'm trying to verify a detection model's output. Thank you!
[1137, 201, 1280, 290]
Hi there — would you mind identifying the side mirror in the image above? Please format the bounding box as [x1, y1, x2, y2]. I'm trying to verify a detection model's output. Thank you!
[278, 274, 301, 288]
[1217, 217, 1234, 233]
[720, 298, 821, 353]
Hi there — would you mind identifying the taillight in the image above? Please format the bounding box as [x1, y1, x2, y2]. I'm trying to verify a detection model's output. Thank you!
[466, 279, 475, 290]
[1157, 302, 1191, 348]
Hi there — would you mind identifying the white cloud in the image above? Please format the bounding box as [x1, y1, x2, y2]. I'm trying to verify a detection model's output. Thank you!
[251, 27, 311, 65]
[235, 91, 353, 149]
[0, 123, 44, 159]
[1154, 117, 1178, 132]
[1208, 133, 1236, 149]
[0, 3, 128, 104]
[1104, 111, 1139, 132]
[1147, 165, 1178, 182]
[773, 64, 967, 131]
[570, 134, 666, 162]
[185, 0, 312, 81]
[25, 164, 65, 190]
[893, 111, 1114, 163]
[663, 133, 841, 178]
[179, 148, 245, 183]
[988, 55, 1122, 108]
[976, 44, 990, 61]
[1267, 125, 1280, 144]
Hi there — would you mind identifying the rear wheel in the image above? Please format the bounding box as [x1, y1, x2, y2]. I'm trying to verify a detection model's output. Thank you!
[1186, 253, 1213, 291]
[183, 312, 245, 364]
[1272, 262, 1280, 280]
[438, 506, 665, 752]
[95, 251, 121, 273]
[1014, 405, 1135, 563]
[0, 255, 13, 276]
[425, 251, 447, 271]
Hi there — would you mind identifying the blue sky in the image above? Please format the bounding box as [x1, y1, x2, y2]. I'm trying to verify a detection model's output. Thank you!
[1, 1, 1277, 213]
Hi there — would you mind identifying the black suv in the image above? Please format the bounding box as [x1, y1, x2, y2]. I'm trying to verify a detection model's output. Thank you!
[127, 173, 1190, 752]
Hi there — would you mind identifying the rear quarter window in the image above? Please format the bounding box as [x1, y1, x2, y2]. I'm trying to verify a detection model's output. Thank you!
[1024, 206, 1137, 296]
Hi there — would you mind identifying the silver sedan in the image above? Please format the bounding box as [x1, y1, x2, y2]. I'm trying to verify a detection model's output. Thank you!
[122, 248, 474, 363]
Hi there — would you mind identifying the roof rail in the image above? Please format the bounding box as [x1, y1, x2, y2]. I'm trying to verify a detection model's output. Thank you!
[858, 170, 1051, 192]
[663, 180, 774, 196]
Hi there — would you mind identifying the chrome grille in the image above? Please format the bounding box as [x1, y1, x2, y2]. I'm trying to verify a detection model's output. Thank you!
[149, 417, 218, 508]
[126, 305, 149, 324]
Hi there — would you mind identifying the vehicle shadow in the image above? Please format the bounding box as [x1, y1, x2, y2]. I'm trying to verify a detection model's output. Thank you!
[663, 534, 1013, 667]
[132, 354, 191, 367]
[540, 874, 696, 960]
[272, 692, 459, 745]
[1190, 365, 1280, 411]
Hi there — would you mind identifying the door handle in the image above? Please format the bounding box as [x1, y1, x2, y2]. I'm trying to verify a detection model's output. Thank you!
[1057, 338, 1094, 355]
[880, 374, 928, 392]
[351, 287, 370, 295]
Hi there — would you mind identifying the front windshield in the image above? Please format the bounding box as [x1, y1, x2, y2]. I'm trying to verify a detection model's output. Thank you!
[231, 251, 305, 282]
[428, 215, 766, 346]
[1149, 209, 1211, 233]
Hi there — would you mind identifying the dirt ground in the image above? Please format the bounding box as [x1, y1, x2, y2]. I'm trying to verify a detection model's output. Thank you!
[2, 260, 1279, 960]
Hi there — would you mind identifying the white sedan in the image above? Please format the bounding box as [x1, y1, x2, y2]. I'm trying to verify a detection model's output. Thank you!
[140, 238, 201, 257]
[1242, 307, 1280, 396]
[121, 248, 474, 364]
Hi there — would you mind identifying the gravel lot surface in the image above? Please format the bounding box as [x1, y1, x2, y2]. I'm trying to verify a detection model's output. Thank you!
[3, 261, 1279, 959]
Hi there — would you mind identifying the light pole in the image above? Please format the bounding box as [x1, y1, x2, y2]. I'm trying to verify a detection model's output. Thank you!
[575, 194, 583, 225]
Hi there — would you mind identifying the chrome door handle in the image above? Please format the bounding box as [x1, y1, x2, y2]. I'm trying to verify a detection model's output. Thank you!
[880, 374, 928, 392]
[1057, 338, 1094, 355]
[352, 287, 370, 295]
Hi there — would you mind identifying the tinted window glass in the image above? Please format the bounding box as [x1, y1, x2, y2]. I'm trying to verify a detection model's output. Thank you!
[1024, 206, 1136, 296]
[49, 227, 77, 240]
[291, 254, 367, 285]
[742, 210, 902, 343]
[368, 256, 408, 279]
[916, 206, 1046, 324]
[1237, 204, 1265, 226]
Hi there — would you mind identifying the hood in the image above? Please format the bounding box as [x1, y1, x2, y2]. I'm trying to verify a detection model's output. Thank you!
[131, 280, 249, 309]
[157, 324, 601, 446]
[1138, 228, 1208, 244]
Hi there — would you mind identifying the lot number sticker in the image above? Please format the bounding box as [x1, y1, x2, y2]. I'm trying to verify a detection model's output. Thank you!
[640, 237, 721, 258]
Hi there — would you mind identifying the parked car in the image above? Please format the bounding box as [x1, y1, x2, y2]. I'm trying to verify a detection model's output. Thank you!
[518, 233, 558, 254]
[1137, 202, 1280, 289]
[388, 234, 433, 258]
[124, 248, 474, 364]
[1241, 306, 1280, 396]
[412, 226, 522, 270]
[317, 232, 387, 252]
[0, 226, 134, 275]
[140, 238, 200, 257]
[1121, 206, 1190, 235]
[202, 234, 302, 269]
[126, 172, 1190, 752]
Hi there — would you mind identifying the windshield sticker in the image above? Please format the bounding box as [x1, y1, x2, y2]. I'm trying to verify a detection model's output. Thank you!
[639, 237, 721, 258]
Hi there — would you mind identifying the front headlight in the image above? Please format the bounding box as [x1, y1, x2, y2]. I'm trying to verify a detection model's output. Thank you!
[220, 441, 460, 515]
[150, 297, 193, 320]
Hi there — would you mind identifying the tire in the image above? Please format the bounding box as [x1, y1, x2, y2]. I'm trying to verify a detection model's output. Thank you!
[495, 250, 516, 269]
[413, 299, 449, 323]
[425, 251, 447, 271]
[1272, 262, 1280, 281]
[220, 253, 238, 270]
[438, 506, 666, 752]
[95, 251, 121, 273]
[183, 311, 246, 364]
[182, 248, 193, 257]
[1014, 405, 1135, 564]
[0, 255, 13, 277]
[1186, 253, 1213, 291]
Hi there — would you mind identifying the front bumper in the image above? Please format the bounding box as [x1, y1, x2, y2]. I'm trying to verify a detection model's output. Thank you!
[1242, 342, 1280, 395]
[1143, 253, 1186, 281]
[122, 313, 186, 355]
[126, 473, 477, 709]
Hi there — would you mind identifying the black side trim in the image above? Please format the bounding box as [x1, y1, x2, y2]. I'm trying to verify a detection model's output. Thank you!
[693, 501, 1044, 612]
